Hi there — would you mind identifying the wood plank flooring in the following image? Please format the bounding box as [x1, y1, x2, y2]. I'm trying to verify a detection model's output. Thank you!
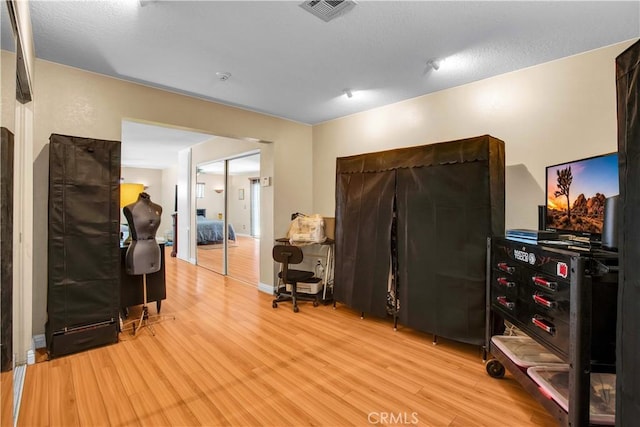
[17, 247, 557, 426]
[1, 370, 11, 426]
[196, 235, 260, 285]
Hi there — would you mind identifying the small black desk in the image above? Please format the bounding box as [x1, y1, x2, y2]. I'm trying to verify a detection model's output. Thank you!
[120, 243, 167, 315]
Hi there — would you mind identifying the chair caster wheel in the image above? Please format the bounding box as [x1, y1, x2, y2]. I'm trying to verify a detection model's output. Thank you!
[272, 302, 278, 308]
[293, 306, 299, 313]
[313, 301, 319, 307]
[486, 359, 505, 379]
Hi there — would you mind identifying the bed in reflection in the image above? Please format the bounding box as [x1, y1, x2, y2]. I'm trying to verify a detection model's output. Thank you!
[197, 215, 237, 245]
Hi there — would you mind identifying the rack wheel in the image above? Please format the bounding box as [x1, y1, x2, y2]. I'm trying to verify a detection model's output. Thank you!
[293, 306, 299, 313]
[313, 301, 319, 307]
[272, 302, 278, 309]
[486, 359, 505, 379]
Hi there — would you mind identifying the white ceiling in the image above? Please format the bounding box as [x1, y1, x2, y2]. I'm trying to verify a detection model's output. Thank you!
[2, 1, 639, 167]
[121, 120, 214, 169]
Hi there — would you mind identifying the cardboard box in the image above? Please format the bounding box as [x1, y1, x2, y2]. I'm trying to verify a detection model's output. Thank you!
[324, 217, 335, 240]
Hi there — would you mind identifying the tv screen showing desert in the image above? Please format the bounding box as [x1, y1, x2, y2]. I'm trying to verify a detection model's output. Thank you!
[546, 154, 619, 234]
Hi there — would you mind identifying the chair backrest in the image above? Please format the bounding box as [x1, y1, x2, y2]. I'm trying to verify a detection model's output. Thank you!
[272, 245, 304, 265]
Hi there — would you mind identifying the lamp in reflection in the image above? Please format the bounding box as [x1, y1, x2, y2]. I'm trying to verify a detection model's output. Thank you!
[120, 183, 144, 208]
[120, 183, 145, 244]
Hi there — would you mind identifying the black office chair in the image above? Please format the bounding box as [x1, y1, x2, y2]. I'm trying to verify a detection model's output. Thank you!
[272, 244, 320, 312]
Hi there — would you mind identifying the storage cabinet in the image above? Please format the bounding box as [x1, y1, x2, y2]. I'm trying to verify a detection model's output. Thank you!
[486, 237, 618, 425]
[335, 135, 505, 345]
[120, 243, 166, 314]
[615, 39, 640, 423]
[1, 128, 13, 372]
[46, 134, 121, 358]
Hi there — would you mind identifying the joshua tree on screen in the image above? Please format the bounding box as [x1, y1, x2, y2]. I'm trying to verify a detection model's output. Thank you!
[554, 166, 573, 219]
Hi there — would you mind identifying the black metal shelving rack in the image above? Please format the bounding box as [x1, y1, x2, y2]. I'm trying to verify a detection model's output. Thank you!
[484, 237, 618, 426]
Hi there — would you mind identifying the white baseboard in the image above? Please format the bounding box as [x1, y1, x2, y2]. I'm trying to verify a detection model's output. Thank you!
[258, 282, 274, 294]
[33, 334, 46, 349]
[14, 363, 26, 424]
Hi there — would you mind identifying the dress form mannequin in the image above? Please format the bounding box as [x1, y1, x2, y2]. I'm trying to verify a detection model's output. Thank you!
[123, 192, 162, 275]
[122, 192, 168, 336]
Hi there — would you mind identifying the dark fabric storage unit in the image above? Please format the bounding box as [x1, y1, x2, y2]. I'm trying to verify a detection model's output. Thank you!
[1, 128, 14, 372]
[46, 134, 121, 358]
[335, 170, 396, 319]
[616, 40, 640, 425]
[335, 135, 505, 345]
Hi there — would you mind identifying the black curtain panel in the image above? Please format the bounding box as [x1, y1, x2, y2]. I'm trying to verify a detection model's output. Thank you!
[334, 170, 396, 318]
[397, 162, 494, 345]
[335, 135, 504, 345]
[1, 128, 14, 372]
[616, 39, 640, 425]
[46, 134, 121, 357]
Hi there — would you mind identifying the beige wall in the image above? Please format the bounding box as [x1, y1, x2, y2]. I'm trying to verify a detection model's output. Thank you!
[1, 50, 16, 131]
[28, 57, 313, 337]
[228, 172, 255, 236]
[312, 40, 635, 231]
[194, 172, 254, 233]
[195, 172, 226, 220]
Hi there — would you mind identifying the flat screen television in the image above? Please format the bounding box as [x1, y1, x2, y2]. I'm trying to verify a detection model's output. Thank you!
[545, 152, 619, 240]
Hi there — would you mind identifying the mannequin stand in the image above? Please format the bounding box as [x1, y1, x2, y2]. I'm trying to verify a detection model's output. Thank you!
[121, 274, 174, 337]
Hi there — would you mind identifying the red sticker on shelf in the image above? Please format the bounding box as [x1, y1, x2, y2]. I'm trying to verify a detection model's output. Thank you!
[557, 262, 568, 278]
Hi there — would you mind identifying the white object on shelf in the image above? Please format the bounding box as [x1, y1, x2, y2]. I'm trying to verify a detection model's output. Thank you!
[527, 366, 616, 425]
[491, 335, 565, 368]
[285, 281, 323, 294]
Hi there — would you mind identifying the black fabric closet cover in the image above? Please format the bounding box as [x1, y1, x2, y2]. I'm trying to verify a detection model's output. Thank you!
[616, 40, 640, 424]
[47, 134, 121, 333]
[334, 170, 396, 318]
[335, 135, 504, 345]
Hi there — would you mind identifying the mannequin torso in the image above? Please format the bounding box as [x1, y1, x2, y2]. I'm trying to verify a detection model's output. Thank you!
[123, 192, 162, 275]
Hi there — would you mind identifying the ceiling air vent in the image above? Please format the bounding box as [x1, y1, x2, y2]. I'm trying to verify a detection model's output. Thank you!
[299, 0, 356, 22]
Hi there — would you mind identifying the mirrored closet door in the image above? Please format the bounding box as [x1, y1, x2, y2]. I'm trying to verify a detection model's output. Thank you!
[195, 160, 226, 275]
[195, 153, 260, 285]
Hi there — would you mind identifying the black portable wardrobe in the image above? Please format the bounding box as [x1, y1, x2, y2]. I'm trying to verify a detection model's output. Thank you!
[616, 39, 640, 425]
[46, 134, 121, 358]
[1, 128, 14, 372]
[334, 135, 505, 345]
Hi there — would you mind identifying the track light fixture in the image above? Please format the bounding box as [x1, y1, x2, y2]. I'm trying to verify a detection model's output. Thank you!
[426, 59, 441, 71]
[343, 88, 353, 98]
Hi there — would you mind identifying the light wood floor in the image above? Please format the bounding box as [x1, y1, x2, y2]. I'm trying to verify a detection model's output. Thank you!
[1, 370, 11, 426]
[196, 235, 260, 285]
[17, 247, 556, 426]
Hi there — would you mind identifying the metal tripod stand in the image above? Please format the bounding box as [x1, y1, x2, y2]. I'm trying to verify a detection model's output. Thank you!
[121, 273, 174, 336]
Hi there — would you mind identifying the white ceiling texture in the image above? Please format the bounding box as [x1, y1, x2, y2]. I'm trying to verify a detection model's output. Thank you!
[2, 1, 639, 168]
